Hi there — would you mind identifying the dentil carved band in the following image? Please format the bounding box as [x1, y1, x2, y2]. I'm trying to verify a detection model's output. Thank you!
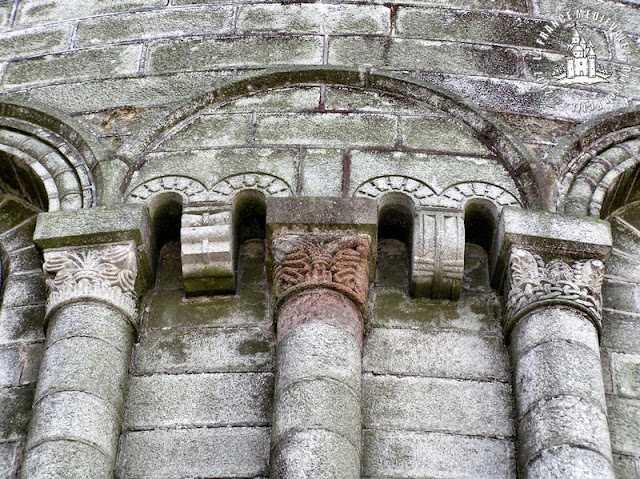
[43, 241, 138, 322]
[505, 246, 605, 335]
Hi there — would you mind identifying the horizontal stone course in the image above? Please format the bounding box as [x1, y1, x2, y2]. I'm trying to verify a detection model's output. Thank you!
[0, 305, 46, 342]
[611, 352, 640, 398]
[396, 8, 549, 48]
[236, 4, 390, 35]
[118, 426, 269, 478]
[514, 340, 607, 415]
[26, 390, 120, 457]
[27, 71, 233, 112]
[363, 327, 510, 381]
[0, 273, 45, 307]
[145, 35, 324, 73]
[518, 395, 612, 467]
[328, 36, 521, 78]
[255, 112, 397, 148]
[134, 326, 274, 374]
[526, 445, 616, 479]
[402, 116, 491, 154]
[273, 379, 361, 450]
[2, 44, 142, 89]
[276, 321, 361, 394]
[363, 374, 514, 437]
[158, 113, 250, 149]
[34, 336, 129, 411]
[608, 395, 640, 456]
[20, 440, 111, 479]
[0, 385, 34, 441]
[75, 6, 234, 46]
[271, 429, 360, 479]
[144, 289, 270, 329]
[602, 310, 640, 354]
[363, 429, 515, 478]
[0, 24, 73, 61]
[14, 0, 167, 26]
[123, 372, 273, 429]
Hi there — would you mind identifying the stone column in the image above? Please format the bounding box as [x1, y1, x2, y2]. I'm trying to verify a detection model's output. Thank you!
[496, 208, 614, 479]
[269, 233, 370, 479]
[20, 206, 149, 479]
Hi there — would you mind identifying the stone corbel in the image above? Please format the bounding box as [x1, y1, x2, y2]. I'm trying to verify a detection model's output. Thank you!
[180, 205, 234, 295]
[411, 208, 465, 300]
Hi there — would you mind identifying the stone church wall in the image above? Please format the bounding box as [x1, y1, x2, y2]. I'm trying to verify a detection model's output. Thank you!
[0, 1, 639, 478]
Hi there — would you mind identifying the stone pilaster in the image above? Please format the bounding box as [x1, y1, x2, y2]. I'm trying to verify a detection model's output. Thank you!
[20, 205, 150, 479]
[266, 197, 375, 479]
[496, 207, 614, 479]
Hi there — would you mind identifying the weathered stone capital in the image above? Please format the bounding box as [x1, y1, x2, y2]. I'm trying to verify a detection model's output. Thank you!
[272, 233, 371, 313]
[504, 246, 605, 335]
[43, 241, 139, 323]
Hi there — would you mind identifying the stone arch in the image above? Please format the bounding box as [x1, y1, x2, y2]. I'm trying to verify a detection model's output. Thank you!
[439, 182, 522, 210]
[209, 173, 293, 204]
[552, 106, 640, 218]
[353, 176, 437, 207]
[126, 173, 293, 205]
[116, 67, 541, 209]
[354, 176, 521, 211]
[0, 100, 104, 211]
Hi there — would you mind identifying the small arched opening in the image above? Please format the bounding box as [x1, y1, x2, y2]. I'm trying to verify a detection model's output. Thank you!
[463, 200, 497, 292]
[376, 193, 415, 290]
[149, 192, 183, 289]
[233, 190, 267, 291]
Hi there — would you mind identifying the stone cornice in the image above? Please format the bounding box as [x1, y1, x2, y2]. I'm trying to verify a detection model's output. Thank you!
[272, 233, 371, 313]
[504, 246, 605, 336]
[43, 241, 139, 324]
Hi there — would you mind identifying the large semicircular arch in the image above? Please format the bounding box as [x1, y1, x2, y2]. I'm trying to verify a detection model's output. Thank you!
[117, 67, 542, 209]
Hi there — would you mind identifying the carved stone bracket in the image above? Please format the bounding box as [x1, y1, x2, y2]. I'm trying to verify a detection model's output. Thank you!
[272, 233, 371, 313]
[43, 241, 138, 322]
[504, 246, 605, 335]
[181, 206, 234, 295]
[411, 209, 465, 300]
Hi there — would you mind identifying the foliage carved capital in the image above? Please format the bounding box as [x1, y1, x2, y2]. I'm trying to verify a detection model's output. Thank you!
[505, 246, 605, 335]
[43, 241, 138, 322]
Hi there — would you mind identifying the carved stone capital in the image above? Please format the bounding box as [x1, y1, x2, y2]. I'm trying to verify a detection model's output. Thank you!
[272, 233, 371, 313]
[504, 246, 605, 335]
[43, 241, 139, 322]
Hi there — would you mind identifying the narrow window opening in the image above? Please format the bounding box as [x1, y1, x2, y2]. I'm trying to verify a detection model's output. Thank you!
[463, 201, 497, 292]
[149, 193, 183, 289]
[233, 191, 267, 291]
[376, 193, 414, 290]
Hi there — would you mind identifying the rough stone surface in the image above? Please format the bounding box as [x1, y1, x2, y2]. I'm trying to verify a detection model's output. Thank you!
[1, 1, 640, 478]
